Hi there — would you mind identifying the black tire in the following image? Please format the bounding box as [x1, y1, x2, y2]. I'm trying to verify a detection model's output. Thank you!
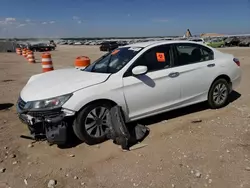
[208, 79, 230, 109]
[73, 102, 112, 145]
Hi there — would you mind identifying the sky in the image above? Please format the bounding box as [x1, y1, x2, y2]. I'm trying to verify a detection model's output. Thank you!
[0, 0, 250, 38]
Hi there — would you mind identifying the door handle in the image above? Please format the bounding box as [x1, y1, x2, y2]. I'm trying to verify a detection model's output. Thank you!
[169, 72, 180, 78]
[207, 63, 215, 67]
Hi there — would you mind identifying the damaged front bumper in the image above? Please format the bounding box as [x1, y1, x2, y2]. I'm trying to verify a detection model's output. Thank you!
[16, 97, 75, 145]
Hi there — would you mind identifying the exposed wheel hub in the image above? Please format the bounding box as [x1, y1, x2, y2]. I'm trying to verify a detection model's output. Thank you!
[95, 118, 103, 125]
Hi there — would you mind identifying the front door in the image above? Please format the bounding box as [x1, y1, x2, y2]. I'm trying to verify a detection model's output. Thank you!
[122, 44, 181, 121]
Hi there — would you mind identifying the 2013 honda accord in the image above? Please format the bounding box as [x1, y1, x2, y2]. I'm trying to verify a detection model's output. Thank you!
[17, 41, 242, 145]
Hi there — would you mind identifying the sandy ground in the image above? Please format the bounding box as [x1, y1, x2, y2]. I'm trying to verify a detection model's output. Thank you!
[0, 45, 250, 188]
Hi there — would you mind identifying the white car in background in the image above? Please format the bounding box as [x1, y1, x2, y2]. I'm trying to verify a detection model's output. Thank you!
[16, 41, 242, 145]
[74, 41, 83, 45]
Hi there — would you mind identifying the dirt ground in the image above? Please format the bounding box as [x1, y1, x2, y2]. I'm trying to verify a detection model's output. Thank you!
[0, 45, 250, 188]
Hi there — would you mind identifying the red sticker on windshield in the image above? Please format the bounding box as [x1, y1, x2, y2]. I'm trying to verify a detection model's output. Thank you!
[156, 53, 165, 62]
[111, 49, 120, 55]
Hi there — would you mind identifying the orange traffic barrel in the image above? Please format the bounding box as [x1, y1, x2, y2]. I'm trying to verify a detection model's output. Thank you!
[75, 56, 90, 69]
[41, 53, 54, 72]
[26, 50, 31, 59]
[16, 48, 22, 55]
[22, 48, 27, 58]
[27, 51, 35, 63]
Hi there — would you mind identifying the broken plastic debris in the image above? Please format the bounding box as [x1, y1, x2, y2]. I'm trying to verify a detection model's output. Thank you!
[129, 143, 148, 151]
[191, 119, 202, 123]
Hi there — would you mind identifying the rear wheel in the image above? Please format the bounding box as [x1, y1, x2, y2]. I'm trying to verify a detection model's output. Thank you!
[208, 79, 230, 109]
[73, 102, 112, 145]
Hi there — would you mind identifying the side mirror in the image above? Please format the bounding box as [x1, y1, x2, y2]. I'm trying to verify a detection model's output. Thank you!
[132, 66, 148, 76]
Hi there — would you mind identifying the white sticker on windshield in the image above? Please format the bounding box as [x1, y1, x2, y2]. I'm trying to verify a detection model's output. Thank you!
[128, 47, 142, 52]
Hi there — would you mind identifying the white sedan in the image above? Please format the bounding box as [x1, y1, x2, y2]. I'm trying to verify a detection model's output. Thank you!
[17, 40, 242, 145]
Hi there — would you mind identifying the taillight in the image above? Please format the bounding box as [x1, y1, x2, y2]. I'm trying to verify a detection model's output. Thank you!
[233, 58, 240, 66]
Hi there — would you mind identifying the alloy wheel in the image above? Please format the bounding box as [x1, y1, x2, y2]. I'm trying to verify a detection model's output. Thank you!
[84, 106, 109, 138]
[213, 83, 228, 105]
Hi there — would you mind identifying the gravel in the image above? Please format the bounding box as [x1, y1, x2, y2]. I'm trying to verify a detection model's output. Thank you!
[0, 168, 6, 173]
[24, 179, 28, 185]
[28, 144, 34, 148]
[9, 154, 16, 158]
[48, 179, 57, 188]
[195, 171, 202, 178]
[245, 167, 250, 171]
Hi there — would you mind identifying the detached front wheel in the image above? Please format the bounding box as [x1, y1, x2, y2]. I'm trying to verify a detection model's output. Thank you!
[73, 102, 112, 145]
[208, 79, 230, 109]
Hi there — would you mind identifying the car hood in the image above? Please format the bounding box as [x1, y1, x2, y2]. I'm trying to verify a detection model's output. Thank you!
[20, 68, 110, 101]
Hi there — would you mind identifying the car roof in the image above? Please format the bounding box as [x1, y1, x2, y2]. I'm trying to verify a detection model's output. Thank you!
[123, 40, 206, 48]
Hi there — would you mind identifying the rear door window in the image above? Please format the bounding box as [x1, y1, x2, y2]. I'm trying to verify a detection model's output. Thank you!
[173, 43, 214, 66]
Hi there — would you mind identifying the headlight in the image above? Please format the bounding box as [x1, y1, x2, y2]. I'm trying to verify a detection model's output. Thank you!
[25, 94, 72, 110]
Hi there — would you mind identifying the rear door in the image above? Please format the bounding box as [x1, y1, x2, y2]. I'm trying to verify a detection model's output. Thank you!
[172, 43, 217, 105]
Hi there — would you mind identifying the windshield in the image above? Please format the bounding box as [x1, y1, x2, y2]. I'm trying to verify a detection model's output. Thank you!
[84, 47, 143, 74]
